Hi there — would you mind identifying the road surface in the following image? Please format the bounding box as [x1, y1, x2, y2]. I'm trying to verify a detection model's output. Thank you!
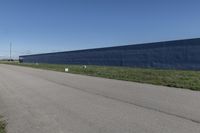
[0, 64, 200, 133]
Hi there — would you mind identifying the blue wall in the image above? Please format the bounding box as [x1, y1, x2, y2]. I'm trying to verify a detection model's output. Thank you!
[20, 38, 200, 70]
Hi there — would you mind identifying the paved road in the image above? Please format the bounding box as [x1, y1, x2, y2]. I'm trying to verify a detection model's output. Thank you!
[0, 64, 200, 133]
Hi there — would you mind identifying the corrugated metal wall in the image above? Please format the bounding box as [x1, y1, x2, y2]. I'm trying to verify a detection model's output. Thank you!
[20, 38, 200, 70]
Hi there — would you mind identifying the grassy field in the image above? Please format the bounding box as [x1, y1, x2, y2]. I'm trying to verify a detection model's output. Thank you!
[1, 61, 200, 91]
[0, 116, 6, 133]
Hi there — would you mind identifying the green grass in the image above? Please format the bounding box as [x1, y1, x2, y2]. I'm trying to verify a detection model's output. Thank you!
[0, 116, 6, 133]
[1, 61, 200, 91]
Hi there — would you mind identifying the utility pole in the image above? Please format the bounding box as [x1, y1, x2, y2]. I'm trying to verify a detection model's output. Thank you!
[10, 42, 12, 61]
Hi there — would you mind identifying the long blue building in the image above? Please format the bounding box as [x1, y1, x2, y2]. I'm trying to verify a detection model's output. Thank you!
[20, 38, 200, 70]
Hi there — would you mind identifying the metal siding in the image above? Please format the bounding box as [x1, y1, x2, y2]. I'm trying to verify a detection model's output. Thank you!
[20, 38, 200, 70]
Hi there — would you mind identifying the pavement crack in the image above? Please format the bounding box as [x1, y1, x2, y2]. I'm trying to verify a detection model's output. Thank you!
[44, 78, 200, 125]
[3, 66, 200, 125]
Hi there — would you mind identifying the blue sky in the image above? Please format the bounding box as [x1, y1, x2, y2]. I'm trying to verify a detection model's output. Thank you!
[0, 0, 200, 58]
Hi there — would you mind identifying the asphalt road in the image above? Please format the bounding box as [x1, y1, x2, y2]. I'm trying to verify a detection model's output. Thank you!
[0, 64, 200, 133]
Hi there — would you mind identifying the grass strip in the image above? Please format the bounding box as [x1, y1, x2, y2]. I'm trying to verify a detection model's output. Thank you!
[0, 116, 6, 133]
[1, 61, 200, 91]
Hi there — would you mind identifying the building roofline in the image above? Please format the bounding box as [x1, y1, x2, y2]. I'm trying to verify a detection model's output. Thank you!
[20, 38, 200, 57]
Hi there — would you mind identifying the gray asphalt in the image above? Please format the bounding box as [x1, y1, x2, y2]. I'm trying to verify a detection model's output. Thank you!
[0, 64, 200, 133]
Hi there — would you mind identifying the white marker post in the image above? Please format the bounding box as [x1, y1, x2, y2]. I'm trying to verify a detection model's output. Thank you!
[65, 68, 69, 72]
[83, 65, 87, 69]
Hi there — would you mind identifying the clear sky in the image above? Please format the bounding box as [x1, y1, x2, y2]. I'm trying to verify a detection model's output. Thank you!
[0, 0, 200, 58]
